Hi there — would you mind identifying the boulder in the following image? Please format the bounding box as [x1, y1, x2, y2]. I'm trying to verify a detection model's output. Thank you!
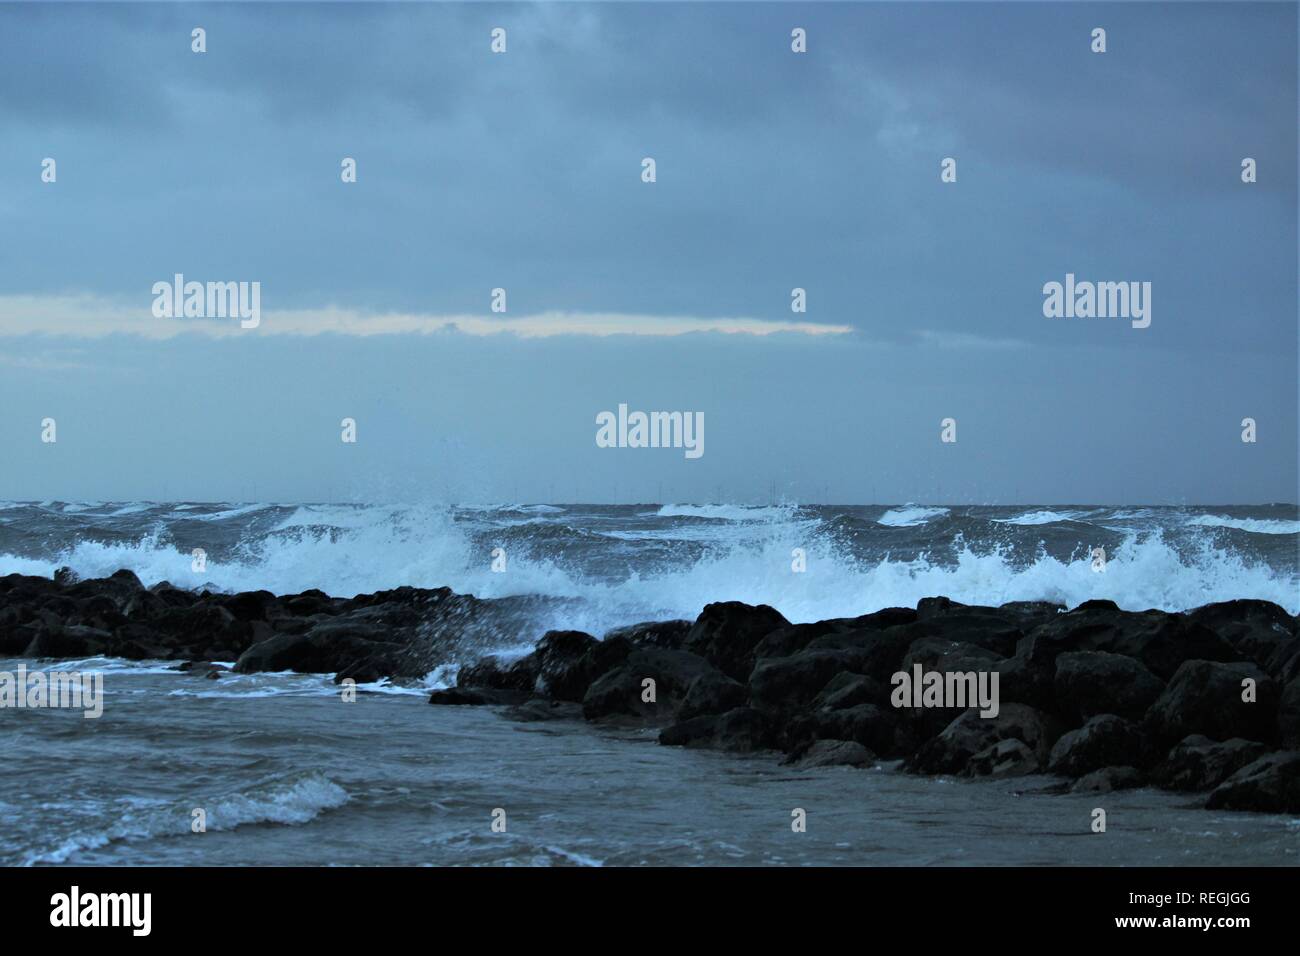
[1151, 735, 1270, 792]
[909, 703, 1061, 775]
[749, 649, 865, 712]
[532, 630, 600, 701]
[1205, 752, 1300, 813]
[966, 738, 1040, 777]
[659, 707, 770, 753]
[602, 619, 691, 650]
[1048, 715, 1148, 777]
[787, 739, 875, 769]
[1145, 660, 1279, 747]
[678, 671, 747, 720]
[1070, 766, 1144, 793]
[1054, 650, 1164, 722]
[684, 602, 789, 681]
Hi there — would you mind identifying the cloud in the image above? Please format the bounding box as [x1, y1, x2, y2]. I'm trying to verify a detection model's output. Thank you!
[0, 294, 853, 340]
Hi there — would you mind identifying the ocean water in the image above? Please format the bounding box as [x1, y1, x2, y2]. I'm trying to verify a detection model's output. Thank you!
[1, 501, 1297, 866]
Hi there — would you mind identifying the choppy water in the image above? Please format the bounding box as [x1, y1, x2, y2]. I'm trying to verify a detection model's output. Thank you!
[2, 502, 1298, 866]
[3, 660, 1297, 867]
[1, 502, 1297, 640]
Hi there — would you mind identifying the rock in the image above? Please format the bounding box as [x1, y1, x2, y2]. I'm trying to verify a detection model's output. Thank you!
[23, 624, 111, 659]
[1048, 715, 1148, 777]
[1186, 600, 1295, 671]
[532, 630, 600, 701]
[684, 601, 789, 681]
[1018, 604, 1236, 681]
[1279, 677, 1300, 748]
[659, 707, 770, 753]
[799, 703, 898, 755]
[234, 630, 402, 676]
[1145, 660, 1279, 747]
[1151, 735, 1270, 792]
[749, 649, 866, 712]
[966, 738, 1040, 777]
[456, 654, 538, 693]
[429, 687, 528, 706]
[811, 672, 889, 711]
[53, 566, 79, 586]
[1071, 766, 1144, 793]
[502, 699, 584, 722]
[787, 739, 875, 768]
[1054, 650, 1164, 722]
[678, 671, 747, 720]
[1205, 751, 1300, 813]
[909, 704, 1061, 775]
[804, 625, 917, 682]
[581, 648, 717, 720]
[602, 620, 692, 650]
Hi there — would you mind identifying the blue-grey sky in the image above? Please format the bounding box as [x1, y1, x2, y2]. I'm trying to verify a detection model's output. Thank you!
[0, 1, 1295, 504]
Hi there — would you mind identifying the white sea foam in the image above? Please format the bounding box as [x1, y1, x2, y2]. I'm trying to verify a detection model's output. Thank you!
[877, 505, 950, 527]
[1185, 514, 1300, 535]
[20, 773, 349, 865]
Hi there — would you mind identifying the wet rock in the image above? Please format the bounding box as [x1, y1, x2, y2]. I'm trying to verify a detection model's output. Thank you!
[659, 706, 770, 753]
[678, 671, 747, 720]
[966, 738, 1040, 777]
[1205, 751, 1300, 813]
[1151, 735, 1270, 792]
[581, 647, 717, 720]
[1145, 660, 1279, 747]
[532, 630, 600, 701]
[749, 649, 867, 712]
[602, 619, 691, 650]
[23, 624, 111, 659]
[684, 601, 789, 681]
[1071, 766, 1144, 793]
[1186, 600, 1295, 672]
[787, 739, 875, 769]
[1054, 650, 1164, 722]
[1048, 715, 1148, 777]
[909, 704, 1061, 775]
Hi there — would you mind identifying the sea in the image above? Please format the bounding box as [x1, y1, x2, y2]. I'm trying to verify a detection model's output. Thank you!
[1, 501, 1297, 866]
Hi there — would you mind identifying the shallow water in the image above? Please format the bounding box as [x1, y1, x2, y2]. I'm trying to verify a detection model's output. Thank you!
[3, 661, 1296, 867]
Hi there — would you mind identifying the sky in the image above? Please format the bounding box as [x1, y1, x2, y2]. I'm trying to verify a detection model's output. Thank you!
[0, 1, 1295, 504]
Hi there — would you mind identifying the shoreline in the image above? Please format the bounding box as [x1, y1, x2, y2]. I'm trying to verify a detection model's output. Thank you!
[3, 567, 1299, 815]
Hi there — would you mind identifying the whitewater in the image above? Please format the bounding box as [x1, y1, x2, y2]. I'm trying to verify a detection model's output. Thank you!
[0, 502, 1295, 637]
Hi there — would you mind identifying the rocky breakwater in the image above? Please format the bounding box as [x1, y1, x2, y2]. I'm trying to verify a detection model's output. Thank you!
[444, 597, 1300, 814]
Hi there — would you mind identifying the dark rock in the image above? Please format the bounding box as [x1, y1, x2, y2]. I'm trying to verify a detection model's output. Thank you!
[749, 649, 866, 712]
[429, 687, 528, 706]
[678, 671, 747, 720]
[1054, 650, 1164, 722]
[1145, 660, 1279, 747]
[1152, 735, 1270, 792]
[502, 699, 584, 722]
[23, 624, 111, 659]
[1048, 715, 1149, 777]
[53, 566, 79, 586]
[801, 702, 898, 755]
[581, 647, 716, 720]
[658, 707, 770, 752]
[909, 704, 1061, 774]
[1205, 751, 1300, 813]
[1279, 677, 1300, 748]
[811, 672, 889, 711]
[532, 630, 600, 701]
[1019, 604, 1236, 681]
[787, 739, 875, 768]
[602, 620, 692, 650]
[1071, 766, 1144, 793]
[1186, 600, 1295, 671]
[966, 738, 1041, 777]
[684, 601, 789, 681]
[804, 625, 917, 682]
